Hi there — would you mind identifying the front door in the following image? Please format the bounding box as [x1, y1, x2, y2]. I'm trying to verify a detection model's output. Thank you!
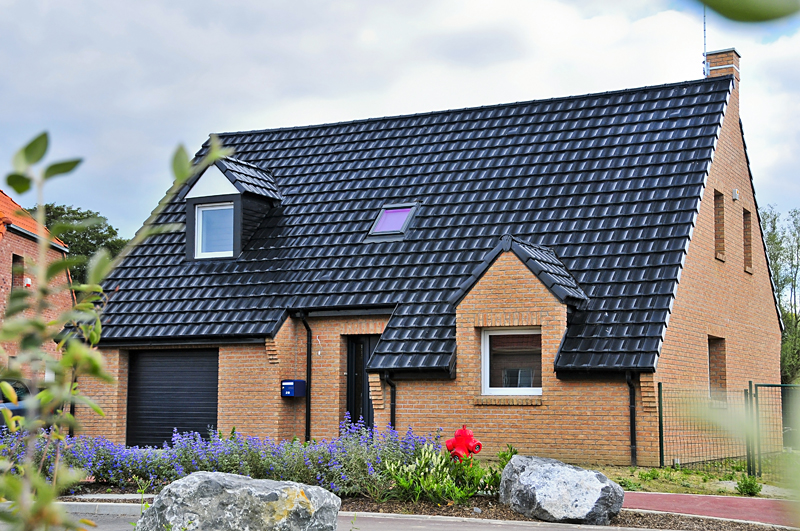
[347, 335, 380, 428]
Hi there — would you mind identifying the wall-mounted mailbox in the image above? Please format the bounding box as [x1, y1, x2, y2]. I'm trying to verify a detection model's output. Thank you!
[281, 379, 306, 398]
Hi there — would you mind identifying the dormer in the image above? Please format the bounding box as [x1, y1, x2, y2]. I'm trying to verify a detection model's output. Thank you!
[184, 157, 281, 260]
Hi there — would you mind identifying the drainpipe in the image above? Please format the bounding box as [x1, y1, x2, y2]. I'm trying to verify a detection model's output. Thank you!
[384, 372, 396, 429]
[626, 371, 637, 466]
[299, 312, 312, 442]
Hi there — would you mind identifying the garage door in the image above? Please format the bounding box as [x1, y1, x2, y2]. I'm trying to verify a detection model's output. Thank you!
[126, 349, 218, 447]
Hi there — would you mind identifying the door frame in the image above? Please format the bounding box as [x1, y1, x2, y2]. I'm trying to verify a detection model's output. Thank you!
[346, 335, 380, 428]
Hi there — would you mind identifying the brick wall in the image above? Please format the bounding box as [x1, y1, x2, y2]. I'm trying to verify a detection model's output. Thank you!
[655, 50, 781, 394]
[0, 230, 73, 364]
[76, 349, 128, 443]
[273, 315, 390, 441]
[372, 252, 649, 466]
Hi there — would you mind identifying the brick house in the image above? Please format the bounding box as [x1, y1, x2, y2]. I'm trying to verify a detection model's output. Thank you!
[80, 49, 781, 466]
[0, 191, 73, 362]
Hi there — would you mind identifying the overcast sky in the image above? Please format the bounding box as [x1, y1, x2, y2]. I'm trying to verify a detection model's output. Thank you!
[1, 0, 798, 237]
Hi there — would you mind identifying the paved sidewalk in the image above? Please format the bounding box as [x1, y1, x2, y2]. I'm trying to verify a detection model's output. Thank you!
[623, 491, 797, 527]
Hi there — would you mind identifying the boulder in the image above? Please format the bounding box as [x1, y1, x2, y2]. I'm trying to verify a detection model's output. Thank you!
[136, 471, 340, 531]
[499, 455, 624, 525]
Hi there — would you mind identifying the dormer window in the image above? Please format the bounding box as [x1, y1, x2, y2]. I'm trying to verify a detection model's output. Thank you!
[365, 202, 418, 242]
[196, 203, 234, 258]
[183, 157, 282, 261]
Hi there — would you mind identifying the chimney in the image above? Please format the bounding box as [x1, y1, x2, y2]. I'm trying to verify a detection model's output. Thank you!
[705, 48, 741, 83]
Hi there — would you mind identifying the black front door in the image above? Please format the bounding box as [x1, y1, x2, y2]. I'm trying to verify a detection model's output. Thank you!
[347, 335, 380, 428]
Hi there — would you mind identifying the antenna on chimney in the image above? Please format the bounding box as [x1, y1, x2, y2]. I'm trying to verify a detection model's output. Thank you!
[703, 5, 709, 77]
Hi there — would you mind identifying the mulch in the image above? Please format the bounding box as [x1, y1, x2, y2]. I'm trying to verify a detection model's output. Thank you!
[60, 484, 791, 530]
[340, 497, 792, 530]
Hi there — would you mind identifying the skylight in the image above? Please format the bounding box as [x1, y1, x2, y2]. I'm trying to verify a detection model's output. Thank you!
[374, 208, 411, 233]
[366, 202, 418, 242]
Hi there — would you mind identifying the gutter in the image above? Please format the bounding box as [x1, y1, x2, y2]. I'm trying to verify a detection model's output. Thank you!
[7, 224, 69, 252]
[299, 312, 312, 442]
[626, 371, 637, 466]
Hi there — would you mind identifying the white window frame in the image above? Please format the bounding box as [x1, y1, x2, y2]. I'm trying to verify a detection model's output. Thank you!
[481, 328, 542, 396]
[195, 203, 234, 259]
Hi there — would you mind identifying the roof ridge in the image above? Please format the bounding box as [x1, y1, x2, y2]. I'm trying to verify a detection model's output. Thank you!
[212, 76, 733, 139]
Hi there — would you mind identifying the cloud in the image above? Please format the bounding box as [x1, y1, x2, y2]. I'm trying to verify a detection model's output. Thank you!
[0, 0, 797, 236]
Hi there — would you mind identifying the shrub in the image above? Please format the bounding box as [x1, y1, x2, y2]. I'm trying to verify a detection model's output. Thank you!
[638, 469, 660, 481]
[0, 414, 443, 498]
[617, 478, 642, 491]
[735, 474, 762, 496]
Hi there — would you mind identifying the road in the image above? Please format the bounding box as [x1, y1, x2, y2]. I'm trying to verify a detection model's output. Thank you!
[63, 511, 652, 531]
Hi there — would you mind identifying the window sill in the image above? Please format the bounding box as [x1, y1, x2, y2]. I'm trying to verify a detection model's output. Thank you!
[474, 396, 542, 406]
[744, 265, 753, 275]
[715, 252, 726, 262]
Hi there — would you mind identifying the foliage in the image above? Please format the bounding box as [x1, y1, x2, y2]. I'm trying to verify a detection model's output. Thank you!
[697, 0, 800, 22]
[760, 205, 800, 383]
[735, 473, 763, 496]
[0, 416, 442, 497]
[638, 469, 660, 481]
[28, 204, 128, 285]
[616, 478, 642, 491]
[0, 132, 230, 531]
[0, 416, 522, 505]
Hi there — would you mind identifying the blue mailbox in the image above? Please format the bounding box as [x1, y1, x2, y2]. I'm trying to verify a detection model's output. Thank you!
[281, 379, 306, 398]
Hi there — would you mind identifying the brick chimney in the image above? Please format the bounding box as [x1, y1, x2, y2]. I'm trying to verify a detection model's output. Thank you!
[705, 48, 741, 83]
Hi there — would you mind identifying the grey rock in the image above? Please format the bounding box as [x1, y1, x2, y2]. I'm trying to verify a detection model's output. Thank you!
[136, 471, 340, 531]
[499, 455, 624, 525]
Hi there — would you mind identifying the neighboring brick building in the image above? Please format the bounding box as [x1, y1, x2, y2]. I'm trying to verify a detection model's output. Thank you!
[81, 49, 781, 466]
[0, 191, 73, 363]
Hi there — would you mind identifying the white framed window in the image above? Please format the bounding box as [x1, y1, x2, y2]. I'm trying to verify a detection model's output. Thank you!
[481, 328, 542, 396]
[195, 203, 234, 258]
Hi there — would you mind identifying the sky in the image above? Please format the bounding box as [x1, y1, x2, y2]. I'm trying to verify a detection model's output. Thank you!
[1, 0, 798, 238]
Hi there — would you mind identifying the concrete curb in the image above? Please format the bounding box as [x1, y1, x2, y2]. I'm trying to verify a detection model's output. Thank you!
[58, 502, 143, 517]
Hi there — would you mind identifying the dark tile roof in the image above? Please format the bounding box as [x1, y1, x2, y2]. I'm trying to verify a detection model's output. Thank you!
[215, 157, 282, 201]
[99, 76, 735, 375]
[447, 234, 588, 310]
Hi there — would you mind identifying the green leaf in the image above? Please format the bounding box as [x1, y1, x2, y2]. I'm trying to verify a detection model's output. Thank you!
[6, 173, 31, 194]
[49, 217, 103, 237]
[0, 381, 17, 405]
[172, 145, 192, 184]
[699, 0, 800, 21]
[1, 408, 15, 432]
[87, 248, 112, 285]
[46, 256, 86, 282]
[44, 158, 82, 179]
[74, 394, 105, 416]
[23, 131, 48, 165]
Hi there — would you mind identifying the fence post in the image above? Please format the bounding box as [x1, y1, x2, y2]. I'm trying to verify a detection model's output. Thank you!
[658, 382, 664, 468]
[754, 385, 762, 477]
[745, 387, 753, 476]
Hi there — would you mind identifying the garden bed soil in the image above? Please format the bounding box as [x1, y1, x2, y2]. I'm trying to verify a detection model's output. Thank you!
[58, 489, 788, 531]
[341, 498, 788, 530]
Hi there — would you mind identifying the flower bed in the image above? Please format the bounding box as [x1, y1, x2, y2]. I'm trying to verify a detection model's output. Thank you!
[0, 414, 511, 504]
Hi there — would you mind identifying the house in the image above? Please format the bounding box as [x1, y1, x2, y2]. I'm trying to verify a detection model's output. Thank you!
[79, 49, 781, 466]
[0, 191, 73, 362]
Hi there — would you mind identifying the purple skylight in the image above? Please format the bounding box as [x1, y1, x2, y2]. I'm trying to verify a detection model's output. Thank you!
[374, 208, 411, 233]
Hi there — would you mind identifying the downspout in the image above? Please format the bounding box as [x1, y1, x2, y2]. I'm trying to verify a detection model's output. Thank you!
[384, 372, 396, 429]
[299, 312, 312, 442]
[626, 371, 637, 466]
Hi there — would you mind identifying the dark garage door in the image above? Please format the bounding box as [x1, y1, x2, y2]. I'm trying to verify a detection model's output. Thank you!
[127, 349, 218, 447]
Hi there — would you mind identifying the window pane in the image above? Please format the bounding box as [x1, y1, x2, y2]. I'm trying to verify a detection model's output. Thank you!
[489, 334, 541, 388]
[200, 206, 233, 254]
[374, 208, 411, 233]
